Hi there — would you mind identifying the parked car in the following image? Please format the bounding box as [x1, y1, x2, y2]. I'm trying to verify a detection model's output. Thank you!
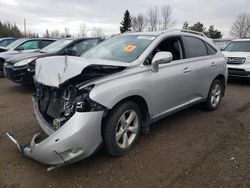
[0, 38, 56, 77]
[222, 39, 250, 79]
[213, 38, 232, 50]
[0, 37, 16, 48]
[6, 30, 227, 170]
[4, 37, 103, 85]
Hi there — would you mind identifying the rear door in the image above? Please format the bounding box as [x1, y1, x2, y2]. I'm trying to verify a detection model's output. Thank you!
[182, 36, 218, 99]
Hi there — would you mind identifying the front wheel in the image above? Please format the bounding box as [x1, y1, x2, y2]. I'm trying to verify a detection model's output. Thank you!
[204, 79, 223, 111]
[103, 101, 141, 157]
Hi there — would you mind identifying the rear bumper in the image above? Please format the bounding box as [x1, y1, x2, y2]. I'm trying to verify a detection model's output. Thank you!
[6, 97, 104, 169]
[4, 64, 34, 84]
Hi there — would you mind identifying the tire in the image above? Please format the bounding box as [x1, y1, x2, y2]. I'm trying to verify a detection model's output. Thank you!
[204, 79, 223, 111]
[0, 69, 4, 78]
[103, 101, 142, 157]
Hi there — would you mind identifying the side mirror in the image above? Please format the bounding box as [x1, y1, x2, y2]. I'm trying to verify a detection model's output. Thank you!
[65, 48, 77, 56]
[15, 46, 24, 51]
[151, 52, 173, 72]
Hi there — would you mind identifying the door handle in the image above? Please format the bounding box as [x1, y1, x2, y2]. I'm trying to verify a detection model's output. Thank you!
[211, 62, 217, 67]
[183, 67, 191, 73]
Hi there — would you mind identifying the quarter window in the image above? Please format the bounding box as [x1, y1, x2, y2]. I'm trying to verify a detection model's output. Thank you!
[184, 36, 208, 58]
[205, 42, 217, 55]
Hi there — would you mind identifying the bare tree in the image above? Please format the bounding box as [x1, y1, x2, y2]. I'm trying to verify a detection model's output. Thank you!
[161, 5, 175, 30]
[63, 27, 71, 37]
[50, 30, 60, 38]
[146, 7, 159, 31]
[91, 27, 104, 37]
[132, 14, 147, 32]
[231, 13, 250, 38]
[182, 21, 189, 30]
[79, 23, 86, 37]
[43, 29, 50, 37]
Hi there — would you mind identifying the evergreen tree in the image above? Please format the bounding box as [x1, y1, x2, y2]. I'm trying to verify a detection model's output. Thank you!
[188, 22, 206, 33]
[120, 10, 132, 33]
[205, 25, 222, 39]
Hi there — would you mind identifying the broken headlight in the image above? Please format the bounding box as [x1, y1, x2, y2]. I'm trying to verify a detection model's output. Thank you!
[75, 85, 106, 112]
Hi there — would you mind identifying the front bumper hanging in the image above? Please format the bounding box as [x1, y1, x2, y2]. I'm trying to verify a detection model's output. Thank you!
[6, 103, 104, 171]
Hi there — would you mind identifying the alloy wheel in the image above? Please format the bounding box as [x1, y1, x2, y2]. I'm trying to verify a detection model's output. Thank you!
[115, 110, 139, 149]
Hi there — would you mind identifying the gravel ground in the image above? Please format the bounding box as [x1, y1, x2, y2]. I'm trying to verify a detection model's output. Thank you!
[0, 78, 250, 188]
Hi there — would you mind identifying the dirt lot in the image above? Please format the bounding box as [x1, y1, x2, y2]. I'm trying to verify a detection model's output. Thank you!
[0, 78, 250, 188]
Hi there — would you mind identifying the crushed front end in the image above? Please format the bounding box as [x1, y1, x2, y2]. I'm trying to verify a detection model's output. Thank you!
[7, 82, 107, 170]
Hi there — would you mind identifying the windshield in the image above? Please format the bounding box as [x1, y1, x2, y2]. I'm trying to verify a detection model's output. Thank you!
[82, 35, 155, 63]
[224, 41, 250, 52]
[0, 39, 13, 47]
[40, 39, 73, 53]
[6, 39, 26, 49]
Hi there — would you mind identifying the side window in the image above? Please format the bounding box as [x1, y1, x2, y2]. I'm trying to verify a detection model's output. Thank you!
[184, 36, 208, 58]
[17, 40, 39, 50]
[40, 40, 55, 49]
[68, 39, 98, 56]
[144, 37, 184, 65]
[204, 42, 217, 55]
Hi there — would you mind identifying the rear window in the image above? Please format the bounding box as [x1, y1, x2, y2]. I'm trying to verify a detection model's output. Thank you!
[184, 36, 208, 58]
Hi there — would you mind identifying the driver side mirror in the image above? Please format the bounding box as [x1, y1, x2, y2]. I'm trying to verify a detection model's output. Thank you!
[64, 48, 77, 56]
[151, 52, 173, 72]
[15, 46, 24, 51]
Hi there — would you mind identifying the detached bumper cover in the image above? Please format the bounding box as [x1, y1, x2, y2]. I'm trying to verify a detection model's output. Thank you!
[6, 98, 104, 167]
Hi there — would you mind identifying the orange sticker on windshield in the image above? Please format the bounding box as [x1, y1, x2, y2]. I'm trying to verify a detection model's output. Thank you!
[123, 45, 137, 53]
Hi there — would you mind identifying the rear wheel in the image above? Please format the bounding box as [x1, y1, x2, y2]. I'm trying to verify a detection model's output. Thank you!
[205, 79, 223, 111]
[103, 101, 141, 157]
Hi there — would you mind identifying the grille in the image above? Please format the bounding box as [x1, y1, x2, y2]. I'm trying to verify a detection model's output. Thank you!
[227, 57, 246, 64]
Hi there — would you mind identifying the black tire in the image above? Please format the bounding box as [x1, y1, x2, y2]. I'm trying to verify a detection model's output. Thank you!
[204, 79, 223, 111]
[103, 101, 142, 157]
[0, 70, 4, 78]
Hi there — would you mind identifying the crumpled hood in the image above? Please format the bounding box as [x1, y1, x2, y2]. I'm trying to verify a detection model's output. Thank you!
[222, 51, 250, 58]
[35, 56, 129, 88]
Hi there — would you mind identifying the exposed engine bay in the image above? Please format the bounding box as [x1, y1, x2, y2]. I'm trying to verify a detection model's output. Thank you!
[35, 64, 125, 130]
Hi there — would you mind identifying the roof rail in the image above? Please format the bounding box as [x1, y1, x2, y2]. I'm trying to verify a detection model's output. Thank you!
[163, 28, 207, 37]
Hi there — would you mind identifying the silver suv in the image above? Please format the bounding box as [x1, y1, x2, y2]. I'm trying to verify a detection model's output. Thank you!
[7, 30, 228, 170]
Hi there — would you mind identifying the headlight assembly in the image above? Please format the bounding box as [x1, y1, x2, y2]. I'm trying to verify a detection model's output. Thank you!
[75, 85, 106, 112]
[14, 57, 37, 67]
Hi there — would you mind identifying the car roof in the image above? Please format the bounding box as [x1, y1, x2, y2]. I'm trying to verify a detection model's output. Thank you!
[0, 37, 16, 40]
[232, 39, 250, 42]
[122, 29, 208, 38]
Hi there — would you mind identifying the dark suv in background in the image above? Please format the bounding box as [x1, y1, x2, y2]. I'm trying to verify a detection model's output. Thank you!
[4, 37, 103, 85]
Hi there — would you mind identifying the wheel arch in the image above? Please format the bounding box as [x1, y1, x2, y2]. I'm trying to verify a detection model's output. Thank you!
[214, 74, 226, 96]
[106, 95, 150, 122]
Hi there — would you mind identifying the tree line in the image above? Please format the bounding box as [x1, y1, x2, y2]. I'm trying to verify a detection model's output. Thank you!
[120, 7, 250, 39]
[0, 8, 249, 39]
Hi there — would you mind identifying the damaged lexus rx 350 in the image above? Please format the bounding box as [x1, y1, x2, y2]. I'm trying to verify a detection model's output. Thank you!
[7, 30, 228, 170]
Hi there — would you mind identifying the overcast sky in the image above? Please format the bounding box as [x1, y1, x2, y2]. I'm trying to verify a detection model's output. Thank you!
[0, 0, 248, 37]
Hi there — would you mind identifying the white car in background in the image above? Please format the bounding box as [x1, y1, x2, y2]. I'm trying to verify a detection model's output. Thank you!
[223, 39, 250, 78]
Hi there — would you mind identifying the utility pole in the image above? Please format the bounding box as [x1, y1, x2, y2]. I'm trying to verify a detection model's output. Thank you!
[24, 19, 26, 37]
